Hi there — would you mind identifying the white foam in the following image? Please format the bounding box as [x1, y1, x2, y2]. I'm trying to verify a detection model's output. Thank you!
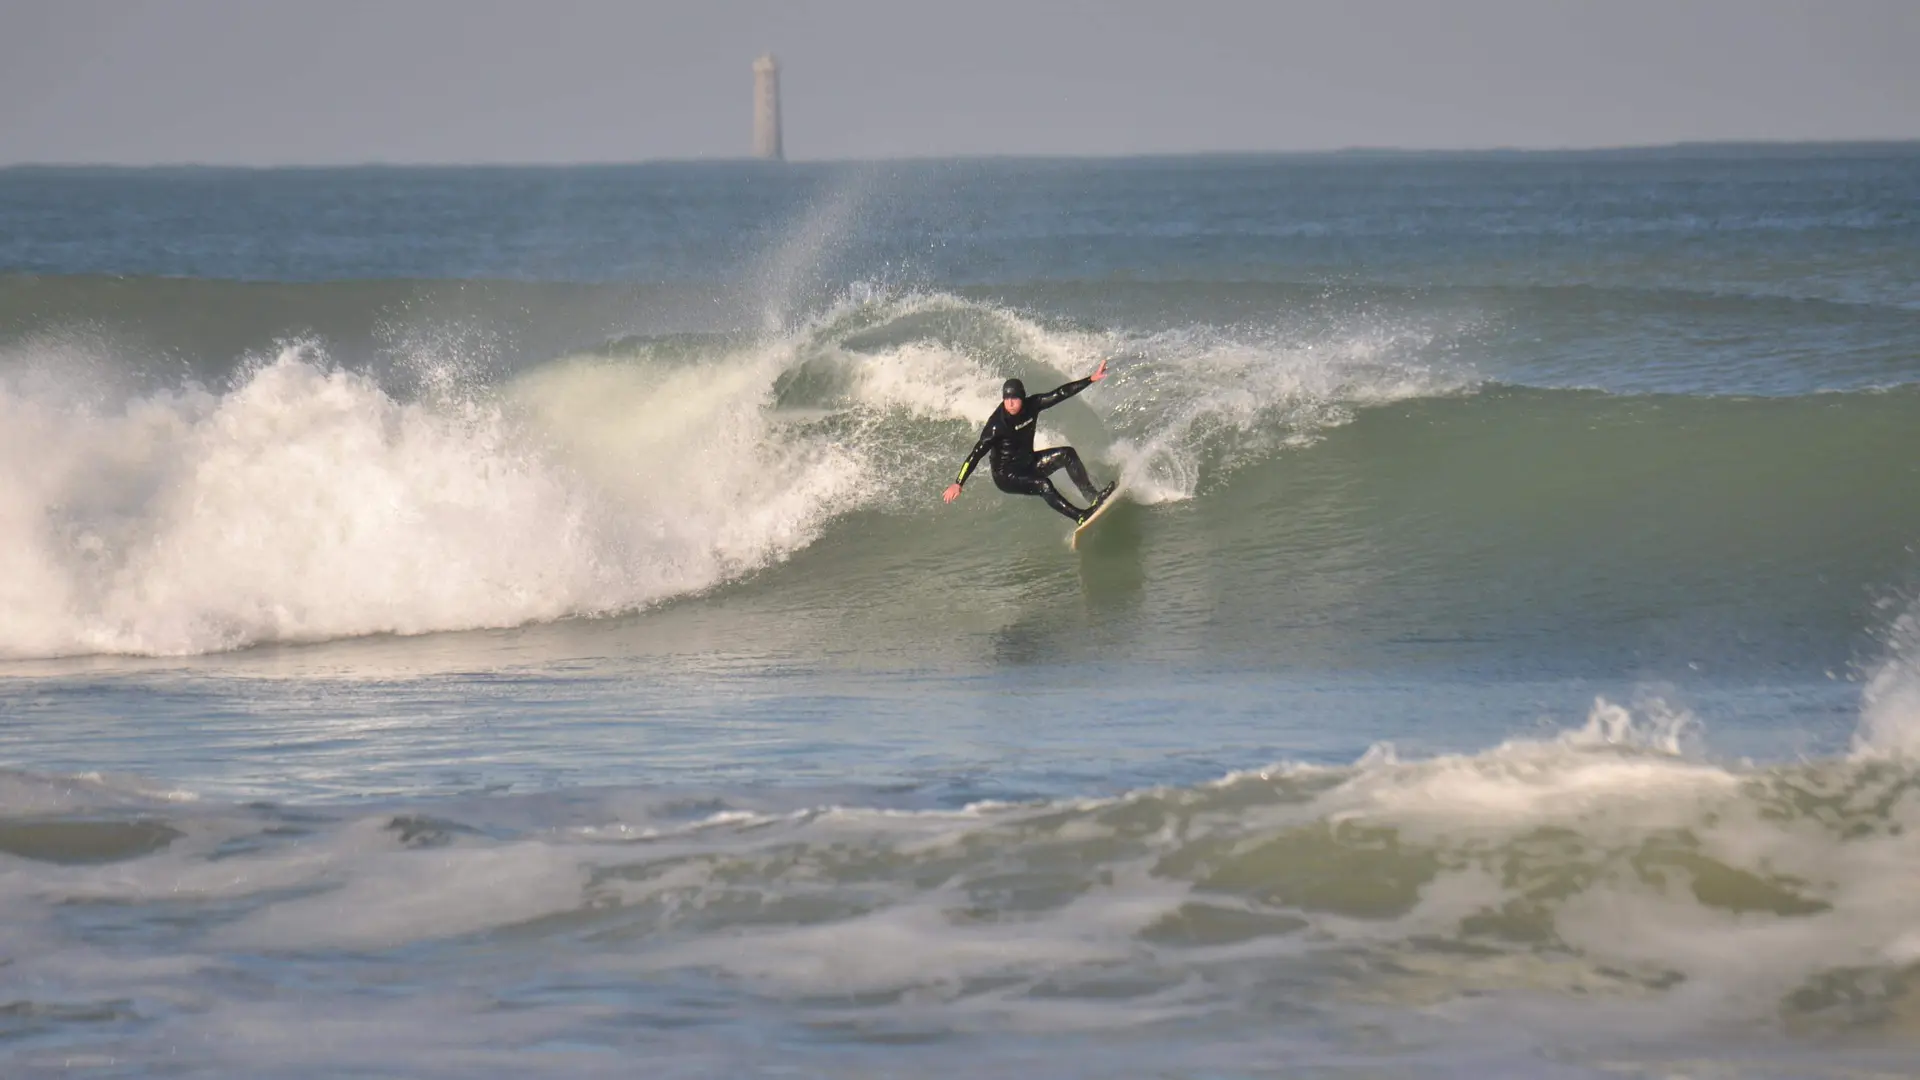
[1098, 323, 1470, 503]
[11, 708, 1920, 1069]
[811, 289, 1464, 506]
[1854, 600, 1920, 758]
[632, 889, 1151, 999]
[1309, 698, 1719, 836]
[840, 339, 1002, 423]
[579, 698, 1917, 1030]
[1294, 698, 1920, 1023]
[0, 336, 872, 658]
[214, 840, 589, 950]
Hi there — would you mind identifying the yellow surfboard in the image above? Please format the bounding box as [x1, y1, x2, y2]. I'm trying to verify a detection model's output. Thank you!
[1069, 483, 1123, 549]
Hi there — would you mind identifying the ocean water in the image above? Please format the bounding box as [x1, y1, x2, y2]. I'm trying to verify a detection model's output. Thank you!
[3, 147, 1920, 1078]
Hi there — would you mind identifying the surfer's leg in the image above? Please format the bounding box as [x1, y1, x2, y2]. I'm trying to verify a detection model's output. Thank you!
[995, 470, 1085, 522]
[1032, 447, 1099, 501]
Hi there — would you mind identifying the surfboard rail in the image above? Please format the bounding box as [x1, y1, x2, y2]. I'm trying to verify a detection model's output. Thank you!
[1069, 482, 1122, 549]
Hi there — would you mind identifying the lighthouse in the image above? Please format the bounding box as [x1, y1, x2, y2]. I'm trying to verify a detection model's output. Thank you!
[753, 54, 783, 161]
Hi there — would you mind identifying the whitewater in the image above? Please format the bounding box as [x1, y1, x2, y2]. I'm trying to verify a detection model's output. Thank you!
[4, 149, 1920, 1077]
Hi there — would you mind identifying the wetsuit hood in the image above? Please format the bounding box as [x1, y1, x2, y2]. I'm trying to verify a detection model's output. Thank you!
[1002, 378, 1026, 400]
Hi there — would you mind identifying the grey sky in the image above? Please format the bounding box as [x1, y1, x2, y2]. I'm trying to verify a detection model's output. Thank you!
[2, 0, 1916, 164]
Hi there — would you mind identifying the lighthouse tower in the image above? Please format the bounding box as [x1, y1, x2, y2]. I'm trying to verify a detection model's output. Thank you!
[752, 54, 783, 161]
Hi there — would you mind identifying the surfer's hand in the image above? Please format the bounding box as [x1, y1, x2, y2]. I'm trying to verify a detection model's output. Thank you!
[943, 483, 962, 504]
[1089, 358, 1110, 382]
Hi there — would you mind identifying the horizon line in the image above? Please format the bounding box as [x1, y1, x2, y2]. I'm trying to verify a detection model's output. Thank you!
[4, 138, 1918, 171]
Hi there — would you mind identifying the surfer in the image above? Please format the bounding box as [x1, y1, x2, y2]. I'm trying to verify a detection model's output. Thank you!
[943, 360, 1115, 523]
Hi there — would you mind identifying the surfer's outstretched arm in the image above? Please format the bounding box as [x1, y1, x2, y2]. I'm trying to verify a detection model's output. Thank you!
[1030, 359, 1110, 411]
[1029, 377, 1091, 412]
[944, 415, 1001, 503]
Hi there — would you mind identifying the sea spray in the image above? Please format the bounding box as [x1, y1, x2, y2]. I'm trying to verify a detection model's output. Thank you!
[1855, 597, 1920, 758]
[1100, 320, 1471, 502]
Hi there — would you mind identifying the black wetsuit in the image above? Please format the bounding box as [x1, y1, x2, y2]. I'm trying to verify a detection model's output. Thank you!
[953, 377, 1103, 521]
